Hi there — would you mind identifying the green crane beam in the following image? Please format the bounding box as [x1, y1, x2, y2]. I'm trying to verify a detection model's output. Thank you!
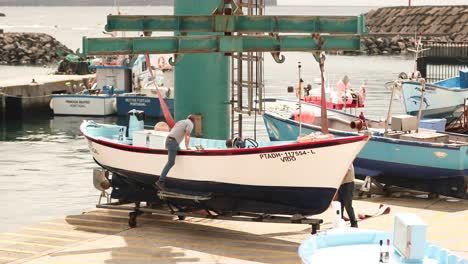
[104, 15, 367, 35]
[81, 35, 362, 56]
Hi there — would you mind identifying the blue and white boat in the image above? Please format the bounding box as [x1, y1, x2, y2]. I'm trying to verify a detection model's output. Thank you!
[116, 55, 175, 118]
[50, 63, 132, 116]
[263, 98, 468, 199]
[401, 69, 468, 123]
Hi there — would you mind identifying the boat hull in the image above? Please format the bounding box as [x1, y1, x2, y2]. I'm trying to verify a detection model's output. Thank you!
[263, 111, 468, 199]
[401, 81, 468, 123]
[116, 96, 174, 117]
[50, 95, 116, 116]
[82, 122, 368, 215]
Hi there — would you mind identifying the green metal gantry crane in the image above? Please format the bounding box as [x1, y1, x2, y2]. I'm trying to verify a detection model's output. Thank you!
[80, 0, 367, 139]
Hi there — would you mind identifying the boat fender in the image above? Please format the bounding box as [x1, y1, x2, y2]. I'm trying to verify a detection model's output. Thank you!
[154, 121, 170, 132]
[350, 119, 364, 130]
[398, 72, 408, 80]
[93, 168, 111, 191]
[158, 56, 166, 68]
[293, 110, 315, 124]
[49, 98, 54, 110]
[410, 71, 421, 80]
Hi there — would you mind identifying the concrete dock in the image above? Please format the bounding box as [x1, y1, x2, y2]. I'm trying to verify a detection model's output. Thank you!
[0, 74, 94, 117]
[0, 195, 466, 264]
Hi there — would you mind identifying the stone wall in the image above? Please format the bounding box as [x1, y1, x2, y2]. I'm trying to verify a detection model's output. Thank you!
[360, 5, 468, 55]
[0, 32, 73, 65]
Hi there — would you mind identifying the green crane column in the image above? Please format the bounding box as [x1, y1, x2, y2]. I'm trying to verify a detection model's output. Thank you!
[174, 0, 230, 139]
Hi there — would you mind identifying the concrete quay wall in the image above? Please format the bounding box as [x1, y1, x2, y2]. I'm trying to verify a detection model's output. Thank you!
[0, 75, 94, 117]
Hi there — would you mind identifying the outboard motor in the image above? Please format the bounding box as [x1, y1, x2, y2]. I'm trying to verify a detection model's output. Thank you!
[127, 109, 145, 140]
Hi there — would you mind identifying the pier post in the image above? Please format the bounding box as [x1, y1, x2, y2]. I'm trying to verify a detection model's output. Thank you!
[174, 0, 230, 139]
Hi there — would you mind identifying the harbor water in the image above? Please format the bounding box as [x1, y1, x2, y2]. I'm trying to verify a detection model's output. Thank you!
[0, 6, 413, 232]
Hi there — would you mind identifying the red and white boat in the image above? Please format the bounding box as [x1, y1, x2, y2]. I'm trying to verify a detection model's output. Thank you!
[299, 77, 367, 110]
[81, 120, 369, 216]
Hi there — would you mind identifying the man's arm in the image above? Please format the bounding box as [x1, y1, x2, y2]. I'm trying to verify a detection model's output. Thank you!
[184, 131, 191, 150]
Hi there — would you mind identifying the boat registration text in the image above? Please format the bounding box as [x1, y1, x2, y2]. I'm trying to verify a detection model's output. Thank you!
[259, 150, 316, 163]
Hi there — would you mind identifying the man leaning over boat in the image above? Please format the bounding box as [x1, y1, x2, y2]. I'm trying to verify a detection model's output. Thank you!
[155, 115, 196, 190]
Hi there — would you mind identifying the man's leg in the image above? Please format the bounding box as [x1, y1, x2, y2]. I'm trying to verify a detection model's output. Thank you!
[342, 182, 358, 227]
[159, 139, 178, 184]
[337, 186, 346, 218]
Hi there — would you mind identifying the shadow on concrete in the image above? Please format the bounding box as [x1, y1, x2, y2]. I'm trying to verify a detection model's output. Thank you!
[60, 210, 302, 264]
[356, 196, 468, 213]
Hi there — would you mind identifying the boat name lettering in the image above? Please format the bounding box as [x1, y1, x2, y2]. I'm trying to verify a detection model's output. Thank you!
[124, 98, 151, 106]
[259, 150, 315, 162]
[124, 98, 151, 103]
[65, 100, 91, 104]
[88, 141, 99, 155]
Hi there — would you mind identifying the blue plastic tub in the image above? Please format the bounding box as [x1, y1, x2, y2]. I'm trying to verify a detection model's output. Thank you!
[298, 228, 466, 264]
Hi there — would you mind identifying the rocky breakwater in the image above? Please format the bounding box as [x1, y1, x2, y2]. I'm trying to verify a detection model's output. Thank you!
[360, 5, 468, 55]
[0, 32, 73, 65]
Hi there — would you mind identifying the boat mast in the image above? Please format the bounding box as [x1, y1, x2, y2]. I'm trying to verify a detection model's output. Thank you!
[317, 52, 329, 134]
[298, 61, 303, 136]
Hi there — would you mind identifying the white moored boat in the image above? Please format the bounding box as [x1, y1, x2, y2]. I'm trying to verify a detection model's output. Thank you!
[81, 119, 369, 216]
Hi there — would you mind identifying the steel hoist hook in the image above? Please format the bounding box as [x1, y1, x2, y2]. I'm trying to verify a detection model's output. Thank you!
[271, 52, 285, 64]
[168, 54, 184, 66]
[269, 33, 285, 64]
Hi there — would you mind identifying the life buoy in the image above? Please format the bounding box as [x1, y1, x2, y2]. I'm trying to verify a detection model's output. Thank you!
[157, 56, 166, 68]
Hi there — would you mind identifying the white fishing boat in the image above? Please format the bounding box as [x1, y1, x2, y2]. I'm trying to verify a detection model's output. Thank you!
[81, 117, 369, 215]
[50, 60, 133, 116]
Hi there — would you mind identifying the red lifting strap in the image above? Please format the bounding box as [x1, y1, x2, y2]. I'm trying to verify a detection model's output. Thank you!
[144, 54, 176, 128]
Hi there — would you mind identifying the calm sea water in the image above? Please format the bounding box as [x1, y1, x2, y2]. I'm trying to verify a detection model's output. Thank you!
[0, 6, 412, 232]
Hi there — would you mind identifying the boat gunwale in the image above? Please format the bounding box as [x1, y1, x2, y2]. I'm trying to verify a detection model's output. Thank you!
[402, 80, 468, 92]
[263, 111, 468, 150]
[80, 121, 368, 156]
[51, 94, 116, 99]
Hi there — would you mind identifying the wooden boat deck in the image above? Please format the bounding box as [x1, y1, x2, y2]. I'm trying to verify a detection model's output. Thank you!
[0, 194, 466, 263]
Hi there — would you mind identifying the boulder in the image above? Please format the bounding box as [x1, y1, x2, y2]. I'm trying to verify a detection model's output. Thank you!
[3, 44, 15, 51]
[0, 32, 73, 65]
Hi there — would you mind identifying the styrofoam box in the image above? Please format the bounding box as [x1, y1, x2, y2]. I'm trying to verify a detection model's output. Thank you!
[149, 131, 169, 149]
[419, 118, 447, 132]
[393, 213, 427, 261]
[133, 130, 187, 150]
[392, 115, 418, 132]
[132, 130, 152, 147]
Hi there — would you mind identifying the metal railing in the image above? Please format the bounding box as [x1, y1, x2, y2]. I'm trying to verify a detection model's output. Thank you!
[417, 41, 468, 82]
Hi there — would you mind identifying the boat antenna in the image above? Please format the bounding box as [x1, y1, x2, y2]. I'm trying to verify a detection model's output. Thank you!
[413, 32, 422, 72]
[114, 0, 121, 15]
[408, 32, 429, 75]
[315, 52, 329, 134]
[298, 61, 303, 137]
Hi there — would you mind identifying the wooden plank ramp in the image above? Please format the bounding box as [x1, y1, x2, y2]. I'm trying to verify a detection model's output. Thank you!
[0, 195, 466, 263]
